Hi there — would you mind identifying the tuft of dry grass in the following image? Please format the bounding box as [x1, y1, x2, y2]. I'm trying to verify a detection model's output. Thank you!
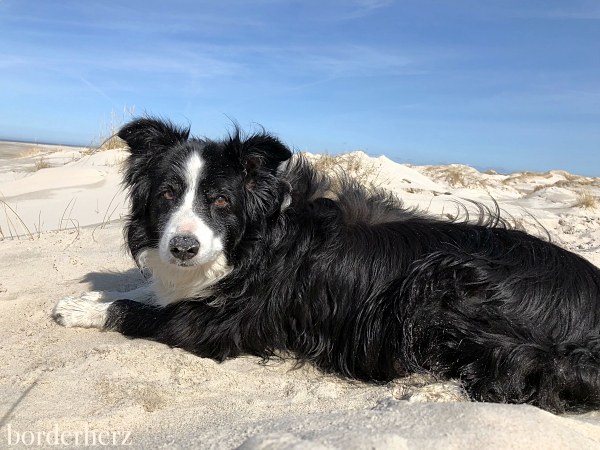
[554, 170, 579, 182]
[19, 144, 42, 158]
[422, 164, 491, 190]
[86, 105, 135, 154]
[555, 178, 600, 189]
[524, 175, 600, 197]
[0, 196, 34, 240]
[439, 166, 468, 187]
[573, 190, 598, 209]
[502, 170, 549, 186]
[312, 151, 381, 187]
[29, 157, 51, 172]
[531, 184, 547, 194]
[20, 144, 66, 160]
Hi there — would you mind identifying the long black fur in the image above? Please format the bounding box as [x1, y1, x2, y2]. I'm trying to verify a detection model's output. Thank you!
[106, 118, 600, 413]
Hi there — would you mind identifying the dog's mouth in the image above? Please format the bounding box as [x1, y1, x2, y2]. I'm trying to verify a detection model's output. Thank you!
[173, 259, 198, 268]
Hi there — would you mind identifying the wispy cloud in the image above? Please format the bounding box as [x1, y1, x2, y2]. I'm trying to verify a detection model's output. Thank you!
[343, 0, 394, 19]
[543, 8, 600, 20]
[0, 45, 245, 79]
[1, 3, 266, 36]
[0, 54, 34, 69]
[462, 2, 600, 20]
[76, 76, 120, 107]
[279, 44, 417, 77]
[311, 0, 394, 21]
[92, 52, 245, 78]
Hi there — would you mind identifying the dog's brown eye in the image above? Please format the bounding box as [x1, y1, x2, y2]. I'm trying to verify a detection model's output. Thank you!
[164, 190, 174, 200]
[214, 196, 228, 207]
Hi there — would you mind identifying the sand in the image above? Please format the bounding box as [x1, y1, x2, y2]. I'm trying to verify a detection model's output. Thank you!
[1, 145, 600, 449]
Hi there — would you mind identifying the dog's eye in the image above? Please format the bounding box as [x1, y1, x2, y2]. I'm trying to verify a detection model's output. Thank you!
[163, 190, 174, 200]
[214, 196, 228, 207]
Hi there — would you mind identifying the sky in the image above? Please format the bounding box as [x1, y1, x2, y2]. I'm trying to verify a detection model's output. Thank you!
[1, 0, 599, 175]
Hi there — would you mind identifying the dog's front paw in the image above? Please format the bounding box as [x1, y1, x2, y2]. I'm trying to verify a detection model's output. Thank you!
[53, 294, 112, 329]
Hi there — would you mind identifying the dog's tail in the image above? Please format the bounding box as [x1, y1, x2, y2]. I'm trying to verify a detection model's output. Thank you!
[397, 249, 600, 413]
[446, 336, 600, 413]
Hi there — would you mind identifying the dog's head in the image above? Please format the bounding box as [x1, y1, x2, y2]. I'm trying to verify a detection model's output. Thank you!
[118, 117, 292, 269]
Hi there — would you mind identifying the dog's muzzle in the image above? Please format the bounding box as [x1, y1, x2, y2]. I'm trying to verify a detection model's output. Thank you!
[169, 235, 200, 261]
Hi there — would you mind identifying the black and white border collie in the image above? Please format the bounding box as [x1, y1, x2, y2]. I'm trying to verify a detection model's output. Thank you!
[54, 117, 600, 413]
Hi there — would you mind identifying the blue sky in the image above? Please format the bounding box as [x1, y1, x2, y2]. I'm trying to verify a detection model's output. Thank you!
[1, 1, 599, 175]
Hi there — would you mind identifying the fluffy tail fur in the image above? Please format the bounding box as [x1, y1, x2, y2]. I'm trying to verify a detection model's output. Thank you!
[397, 249, 600, 413]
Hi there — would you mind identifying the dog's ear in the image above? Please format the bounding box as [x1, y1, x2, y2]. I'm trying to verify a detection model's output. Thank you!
[238, 132, 292, 177]
[118, 118, 190, 155]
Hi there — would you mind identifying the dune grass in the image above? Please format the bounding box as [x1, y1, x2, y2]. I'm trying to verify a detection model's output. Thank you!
[436, 166, 468, 187]
[573, 190, 598, 209]
[19, 144, 43, 158]
[421, 164, 495, 191]
[312, 151, 381, 187]
[29, 157, 52, 172]
[86, 105, 135, 154]
[0, 196, 34, 240]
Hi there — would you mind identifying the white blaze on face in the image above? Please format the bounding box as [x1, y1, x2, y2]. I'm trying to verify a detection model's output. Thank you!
[159, 152, 225, 266]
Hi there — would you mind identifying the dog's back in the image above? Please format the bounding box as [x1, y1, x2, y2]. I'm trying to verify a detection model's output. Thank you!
[275, 162, 600, 407]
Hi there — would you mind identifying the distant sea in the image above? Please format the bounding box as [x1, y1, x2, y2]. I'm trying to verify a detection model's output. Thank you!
[0, 140, 86, 161]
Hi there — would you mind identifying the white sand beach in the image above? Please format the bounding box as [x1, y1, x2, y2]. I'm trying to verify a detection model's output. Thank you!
[1, 144, 600, 449]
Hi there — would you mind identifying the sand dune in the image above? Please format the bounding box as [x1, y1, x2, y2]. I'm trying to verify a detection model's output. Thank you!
[1, 146, 600, 448]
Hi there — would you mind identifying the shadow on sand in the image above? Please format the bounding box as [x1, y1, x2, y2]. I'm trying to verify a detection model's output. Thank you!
[80, 268, 147, 293]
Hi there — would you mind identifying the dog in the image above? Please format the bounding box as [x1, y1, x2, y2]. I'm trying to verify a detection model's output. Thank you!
[54, 117, 600, 413]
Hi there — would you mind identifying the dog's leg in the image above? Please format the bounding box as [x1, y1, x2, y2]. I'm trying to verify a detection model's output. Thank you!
[53, 285, 155, 329]
[78, 285, 157, 305]
[107, 300, 241, 360]
[54, 298, 241, 360]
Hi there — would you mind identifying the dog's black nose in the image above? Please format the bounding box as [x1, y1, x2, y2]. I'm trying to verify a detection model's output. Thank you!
[169, 236, 200, 261]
